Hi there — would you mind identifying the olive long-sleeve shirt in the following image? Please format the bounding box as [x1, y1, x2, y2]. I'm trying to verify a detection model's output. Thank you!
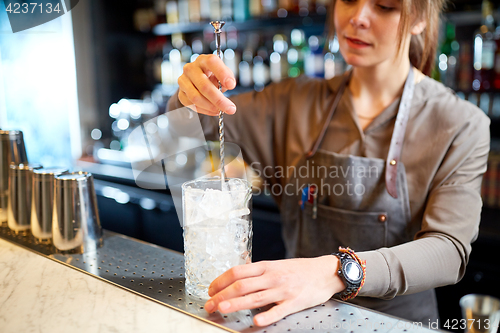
[167, 74, 490, 300]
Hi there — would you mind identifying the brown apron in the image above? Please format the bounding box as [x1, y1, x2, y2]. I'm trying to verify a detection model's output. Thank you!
[280, 68, 439, 323]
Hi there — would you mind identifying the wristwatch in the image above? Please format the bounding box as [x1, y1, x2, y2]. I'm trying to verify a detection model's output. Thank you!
[333, 251, 364, 300]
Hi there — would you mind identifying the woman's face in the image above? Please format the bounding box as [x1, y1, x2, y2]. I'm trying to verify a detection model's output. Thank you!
[334, 0, 409, 69]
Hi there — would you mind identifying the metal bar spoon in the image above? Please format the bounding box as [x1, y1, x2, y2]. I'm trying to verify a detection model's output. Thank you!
[210, 20, 227, 190]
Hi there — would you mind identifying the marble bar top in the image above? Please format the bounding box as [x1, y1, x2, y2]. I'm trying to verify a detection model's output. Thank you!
[0, 237, 227, 333]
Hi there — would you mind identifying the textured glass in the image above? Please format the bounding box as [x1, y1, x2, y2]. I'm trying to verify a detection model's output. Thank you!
[182, 178, 252, 299]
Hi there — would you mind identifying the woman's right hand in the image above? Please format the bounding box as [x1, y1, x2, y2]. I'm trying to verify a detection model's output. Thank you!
[177, 54, 237, 116]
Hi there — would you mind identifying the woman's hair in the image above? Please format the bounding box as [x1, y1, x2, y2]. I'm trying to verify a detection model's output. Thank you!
[327, 0, 448, 76]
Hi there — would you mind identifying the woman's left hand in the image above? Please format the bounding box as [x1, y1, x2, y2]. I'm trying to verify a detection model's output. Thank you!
[204, 255, 345, 327]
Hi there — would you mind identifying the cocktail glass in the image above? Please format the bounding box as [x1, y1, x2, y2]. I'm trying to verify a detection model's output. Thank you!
[182, 177, 252, 299]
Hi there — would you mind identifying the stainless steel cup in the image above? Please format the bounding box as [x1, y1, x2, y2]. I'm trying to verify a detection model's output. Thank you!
[7, 163, 42, 234]
[52, 171, 103, 253]
[0, 130, 28, 224]
[31, 168, 69, 242]
[460, 294, 500, 333]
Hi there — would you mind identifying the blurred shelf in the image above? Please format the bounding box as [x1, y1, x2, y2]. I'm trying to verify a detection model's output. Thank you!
[444, 9, 500, 26]
[152, 14, 327, 36]
[149, 9, 500, 36]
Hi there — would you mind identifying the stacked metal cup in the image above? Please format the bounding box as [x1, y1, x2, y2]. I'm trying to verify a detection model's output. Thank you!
[52, 171, 103, 253]
[0, 130, 28, 225]
[31, 168, 69, 243]
[7, 163, 43, 234]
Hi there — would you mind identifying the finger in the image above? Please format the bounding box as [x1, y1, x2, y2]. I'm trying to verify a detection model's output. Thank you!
[216, 288, 282, 314]
[185, 64, 236, 114]
[198, 54, 236, 90]
[208, 74, 229, 93]
[209, 262, 268, 297]
[253, 301, 297, 327]
[179, 90, 219, 116]
[178, 75, 221, 114]
[206, 275, 277, 313]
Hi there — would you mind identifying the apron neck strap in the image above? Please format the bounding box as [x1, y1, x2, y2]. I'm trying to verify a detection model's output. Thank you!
[385, 66, 415, 198]
[306, 65, 416, 199]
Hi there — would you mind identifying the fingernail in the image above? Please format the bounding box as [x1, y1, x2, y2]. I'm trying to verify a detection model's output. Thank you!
[205, 300, 214, 312]
[225, 78, 236, 89]
[208, 287, 213, 297]
[219, 301, 230, 311]
[226, 104, 236, 114]
[254, 314, 265, 326]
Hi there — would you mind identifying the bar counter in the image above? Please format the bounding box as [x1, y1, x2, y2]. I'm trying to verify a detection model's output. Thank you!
[0, 236, 226, 333]
[0, 227, 441, 333]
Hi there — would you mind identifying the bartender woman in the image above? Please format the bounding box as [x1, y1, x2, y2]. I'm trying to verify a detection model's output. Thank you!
[167, 0, 490, 327]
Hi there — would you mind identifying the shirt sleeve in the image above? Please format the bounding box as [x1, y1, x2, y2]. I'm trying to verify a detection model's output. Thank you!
[358, 112, 490, 299]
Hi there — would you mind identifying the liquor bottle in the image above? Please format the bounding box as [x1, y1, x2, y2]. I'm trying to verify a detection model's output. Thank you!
[472, 0, 497, 92]
[233, 0, 249, 22]
[438, 22, 460, 90]
[221, 0, 233, 21]
[166, 1, 179, 24]
[323, 35, 345, 79]
[189, 0, 201, 22]
[287, 29, 306, 77]
[304, 35, 324, 78]
[210, 0, 222, 21]
[270, 34, 288, 82]
[253, 56, 269, 91]
[200, 0, 211, 20]
[458, 41, 473, 92]
[494, 26, 500, 90]
[249, 0, 262, 18]
[178, 0, 190, 23]
[239, 49, 254, 87]
[278, 0, 293, 17]
[261, 0, 278, 16]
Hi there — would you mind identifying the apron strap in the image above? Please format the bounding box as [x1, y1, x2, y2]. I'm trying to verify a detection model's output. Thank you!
[306, 66, 416, 199]
[385, 67, 415, 198]
[306, 70, 352, 159]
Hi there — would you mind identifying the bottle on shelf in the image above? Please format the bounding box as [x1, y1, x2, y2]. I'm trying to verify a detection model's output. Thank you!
[323, 35, 345, 79]
[233, 0, 250, 21]
[458, 40, 473, 92]
[304, 35, 324, 78]
[287, 28, 306, 77]
[166, 1, 179, 24]
[200, 0, 211, 20]
[223, 28, 240, 83]
[270, 34, 288, 83]
[209, 0, 222, 21]
[239, 49, 254, 87]
[249, 0, 263, 18]
[189, 0, 201, 22]
[494, 26, 500, 90]
[221, 0, 233, 21]
[472, 0, 497, 92]
[178, 0, 190, 23]
[438, 22, 460, 90]
[277, 0, 294, 17]
[261, 0, 278, 16]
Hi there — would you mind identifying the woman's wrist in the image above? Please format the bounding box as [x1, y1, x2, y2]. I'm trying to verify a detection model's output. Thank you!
[319, 255, 346, 297]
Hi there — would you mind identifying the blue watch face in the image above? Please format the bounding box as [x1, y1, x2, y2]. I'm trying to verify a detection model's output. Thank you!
[345, 261, 362, 282]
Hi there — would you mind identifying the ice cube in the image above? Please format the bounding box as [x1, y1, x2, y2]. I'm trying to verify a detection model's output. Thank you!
[228, 207, 250, 219]
[228, 179, 251, 210]
[228, 178, 247, 192]
[199, 188, 233, 218]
